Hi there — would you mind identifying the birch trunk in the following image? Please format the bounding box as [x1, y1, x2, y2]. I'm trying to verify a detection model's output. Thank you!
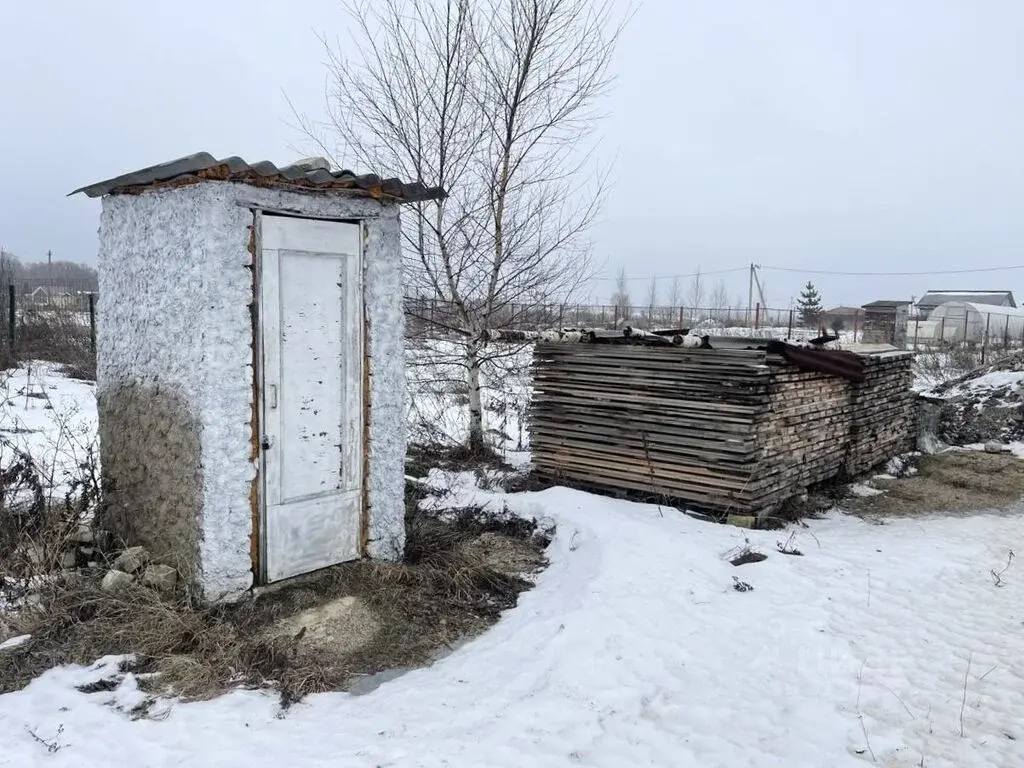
[465, 337, 485, 453]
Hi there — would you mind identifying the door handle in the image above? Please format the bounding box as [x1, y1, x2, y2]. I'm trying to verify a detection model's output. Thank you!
[268, 384, 278, 409]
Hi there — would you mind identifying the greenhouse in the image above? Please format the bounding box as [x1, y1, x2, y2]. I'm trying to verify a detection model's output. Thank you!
[923, 300, 1024, 344]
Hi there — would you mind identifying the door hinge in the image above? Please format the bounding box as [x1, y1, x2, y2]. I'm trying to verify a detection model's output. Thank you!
[267, 384, 278, 409]
[261, 435, 272, 451]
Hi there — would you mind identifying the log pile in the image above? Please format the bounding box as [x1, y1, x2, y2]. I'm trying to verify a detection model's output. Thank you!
[529, 343, 915, 516]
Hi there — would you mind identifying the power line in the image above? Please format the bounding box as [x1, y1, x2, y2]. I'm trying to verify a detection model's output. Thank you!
[761, 264, 1024, 277]
[592, 266, 748, 282]
[595, 263, 1024, 282]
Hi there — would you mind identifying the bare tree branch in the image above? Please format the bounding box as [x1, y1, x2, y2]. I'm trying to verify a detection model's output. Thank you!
[295, 0, 628, 451]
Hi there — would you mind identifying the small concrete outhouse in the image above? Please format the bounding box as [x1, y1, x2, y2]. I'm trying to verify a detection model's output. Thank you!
[72, 152, 444, 602]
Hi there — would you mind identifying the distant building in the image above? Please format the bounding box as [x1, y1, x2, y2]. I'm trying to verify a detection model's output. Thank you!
[819, 306, 863, 331]
[861, 300, 912, 346]
[915, 290, 1015, 317]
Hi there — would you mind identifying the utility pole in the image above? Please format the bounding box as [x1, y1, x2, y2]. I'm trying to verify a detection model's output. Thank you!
[747, 263, 763, 326]
[48, 249, 53, 282]
[747, 263, 755, 325]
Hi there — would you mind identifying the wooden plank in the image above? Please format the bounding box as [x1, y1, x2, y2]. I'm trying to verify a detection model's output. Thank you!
[528, 343, 916, 514]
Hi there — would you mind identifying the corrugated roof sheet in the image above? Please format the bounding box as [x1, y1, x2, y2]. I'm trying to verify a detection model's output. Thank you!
[764, 340, 867, 383]
[918, 290, 1015, 308]
[862, 300, 911, 309]
[69, 152, 446, 203]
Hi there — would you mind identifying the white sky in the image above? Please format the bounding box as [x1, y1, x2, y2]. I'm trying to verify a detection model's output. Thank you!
[2, 0, 1022, 308]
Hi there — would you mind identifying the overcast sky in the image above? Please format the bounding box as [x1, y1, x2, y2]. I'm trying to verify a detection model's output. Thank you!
[2, 0, 1022, 308]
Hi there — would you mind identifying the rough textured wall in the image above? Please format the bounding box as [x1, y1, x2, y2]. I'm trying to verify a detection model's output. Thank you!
[185, 185, 260, 601]
[97, 186, 214, 591]
[225, 186, 407, 561]
[98, 182, 407, 601]
[185, 185, 409, 591]
[360, 207, 407, 559]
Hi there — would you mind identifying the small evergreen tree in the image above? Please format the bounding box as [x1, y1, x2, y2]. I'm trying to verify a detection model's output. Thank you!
[797, 281, 824, 326]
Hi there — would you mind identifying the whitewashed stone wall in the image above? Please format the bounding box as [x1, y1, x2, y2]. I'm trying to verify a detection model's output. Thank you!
[97, 181, 406, 601]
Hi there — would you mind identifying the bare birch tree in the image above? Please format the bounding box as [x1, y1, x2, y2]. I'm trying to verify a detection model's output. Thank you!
[709, 279, 729, 321]
[610, 266, 631, 323]
[309, 0, 626, 453]
[688, 266, 705, 309]
[666, 275, 682, 310]
[645, 278, 658, 326]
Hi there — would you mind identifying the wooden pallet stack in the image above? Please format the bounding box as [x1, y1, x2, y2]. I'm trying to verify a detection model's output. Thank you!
[529, 342, 915, 516]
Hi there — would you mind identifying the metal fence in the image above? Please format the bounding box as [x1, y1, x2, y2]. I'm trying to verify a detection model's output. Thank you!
[403, 297, 1024, 365]
[0, 281, 97, 366]
[403, 297, 825, 335]
[9, 286, 1024, 371]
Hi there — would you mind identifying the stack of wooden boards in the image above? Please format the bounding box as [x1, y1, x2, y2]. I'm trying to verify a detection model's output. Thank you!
[529, 343, 915, 516]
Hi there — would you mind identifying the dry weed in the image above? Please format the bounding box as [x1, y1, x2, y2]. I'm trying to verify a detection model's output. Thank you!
[0, 512, 549, 705]
[846, 451, 1024, 517]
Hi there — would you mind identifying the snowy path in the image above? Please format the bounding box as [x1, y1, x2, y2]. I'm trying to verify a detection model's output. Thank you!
[1, 488, 1023, 767]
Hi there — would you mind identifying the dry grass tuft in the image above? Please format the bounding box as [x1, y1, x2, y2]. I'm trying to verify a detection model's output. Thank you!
[845, 450, 1024, 517]
[0, 510, 550, 706]
[12, 312, 96, 381]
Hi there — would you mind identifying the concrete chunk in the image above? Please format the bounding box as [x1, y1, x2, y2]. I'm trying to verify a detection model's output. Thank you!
[142, 564, 178, 592]
[101, 570, 134, 594]
[113, 546, 149, 574]
[73, 523, 94, 544]
[25, 543, 45, 566]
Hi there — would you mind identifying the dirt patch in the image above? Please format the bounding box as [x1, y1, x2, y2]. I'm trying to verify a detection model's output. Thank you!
[262, 595, 380, 656]
[0, 513, 550, 706]
[845, 450, 1024, 517]
[457, 532, 547, 577]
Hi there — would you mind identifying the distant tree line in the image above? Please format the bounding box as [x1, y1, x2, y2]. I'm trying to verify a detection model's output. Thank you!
[0, 251, 98, 292]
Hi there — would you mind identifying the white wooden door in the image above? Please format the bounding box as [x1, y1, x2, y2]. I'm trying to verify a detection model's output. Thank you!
[259, 214, 363, 583]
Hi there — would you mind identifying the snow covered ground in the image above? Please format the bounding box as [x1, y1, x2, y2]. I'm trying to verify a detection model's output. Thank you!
[3, 360, 1024, 766]
[405, 338, 532, 458]
[929, 369, 1024, 401]
[0, 362, 97, 503]
[2, 482, 1022, 767]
